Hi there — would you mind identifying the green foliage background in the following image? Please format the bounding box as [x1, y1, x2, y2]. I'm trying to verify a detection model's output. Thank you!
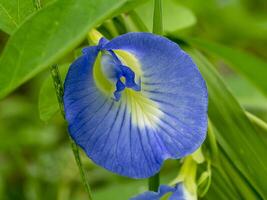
[0, 0, 267, 199]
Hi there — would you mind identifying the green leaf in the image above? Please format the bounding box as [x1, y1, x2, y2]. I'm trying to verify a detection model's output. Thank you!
[205, 165, 240, 200]
[217, 149, 262, 200]
[185, 38, 267, 97]
[223, 75, 267, 112]
[205, 151, 261, 200]
[135, 0, 196, 34]
[0, 0, 146, 99]
[39, 63, 69, 122]
[186, 48, 267, 198]
[203, 123, 253, 200]
[0, 0, 35, 34]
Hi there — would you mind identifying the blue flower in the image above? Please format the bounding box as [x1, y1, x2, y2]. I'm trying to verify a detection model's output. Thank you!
[63, 32, 208, 178]
[130, 183, 196, 200]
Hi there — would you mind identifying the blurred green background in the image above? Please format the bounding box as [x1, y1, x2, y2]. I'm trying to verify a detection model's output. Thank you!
[0, 0, 267, 199]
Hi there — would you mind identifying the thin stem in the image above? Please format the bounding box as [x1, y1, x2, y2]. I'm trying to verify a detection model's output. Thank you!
[70, 136, 93, 200]
[50, 64, 93, 200]
[148, 0, 163, 192]
[148, 172, 160, 192]
[153, 0, 163, 35]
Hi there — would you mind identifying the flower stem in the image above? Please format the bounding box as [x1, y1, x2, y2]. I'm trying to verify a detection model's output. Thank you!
[50, 64, 93, 200]
[148, 0, 163, 192]
[148, 172, 160, 192]
[153, 0, 163, 35]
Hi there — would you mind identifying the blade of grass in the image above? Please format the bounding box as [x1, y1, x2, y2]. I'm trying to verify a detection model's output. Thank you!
[152, 0, 163, 35]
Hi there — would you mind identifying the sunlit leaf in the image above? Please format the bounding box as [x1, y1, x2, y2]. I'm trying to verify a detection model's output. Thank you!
[0, 0, 35, 34]
[0, 0, 146, 99]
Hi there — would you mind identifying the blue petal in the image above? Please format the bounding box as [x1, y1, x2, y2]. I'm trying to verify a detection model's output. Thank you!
[130, 184, 191, 200]
[114, 79, 126, 101]
[104, 33, 208, 170]
[169, 184, 188, 200]
[120, 65, 141, 91]
[130, 185, 175, 200]
[63, 33, 208, 178]
[98, 49, 141, 101]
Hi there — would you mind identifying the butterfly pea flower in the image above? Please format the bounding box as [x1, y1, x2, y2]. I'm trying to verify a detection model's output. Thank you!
[63, 32, 208, 178]
[130, 183, 196, 200]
